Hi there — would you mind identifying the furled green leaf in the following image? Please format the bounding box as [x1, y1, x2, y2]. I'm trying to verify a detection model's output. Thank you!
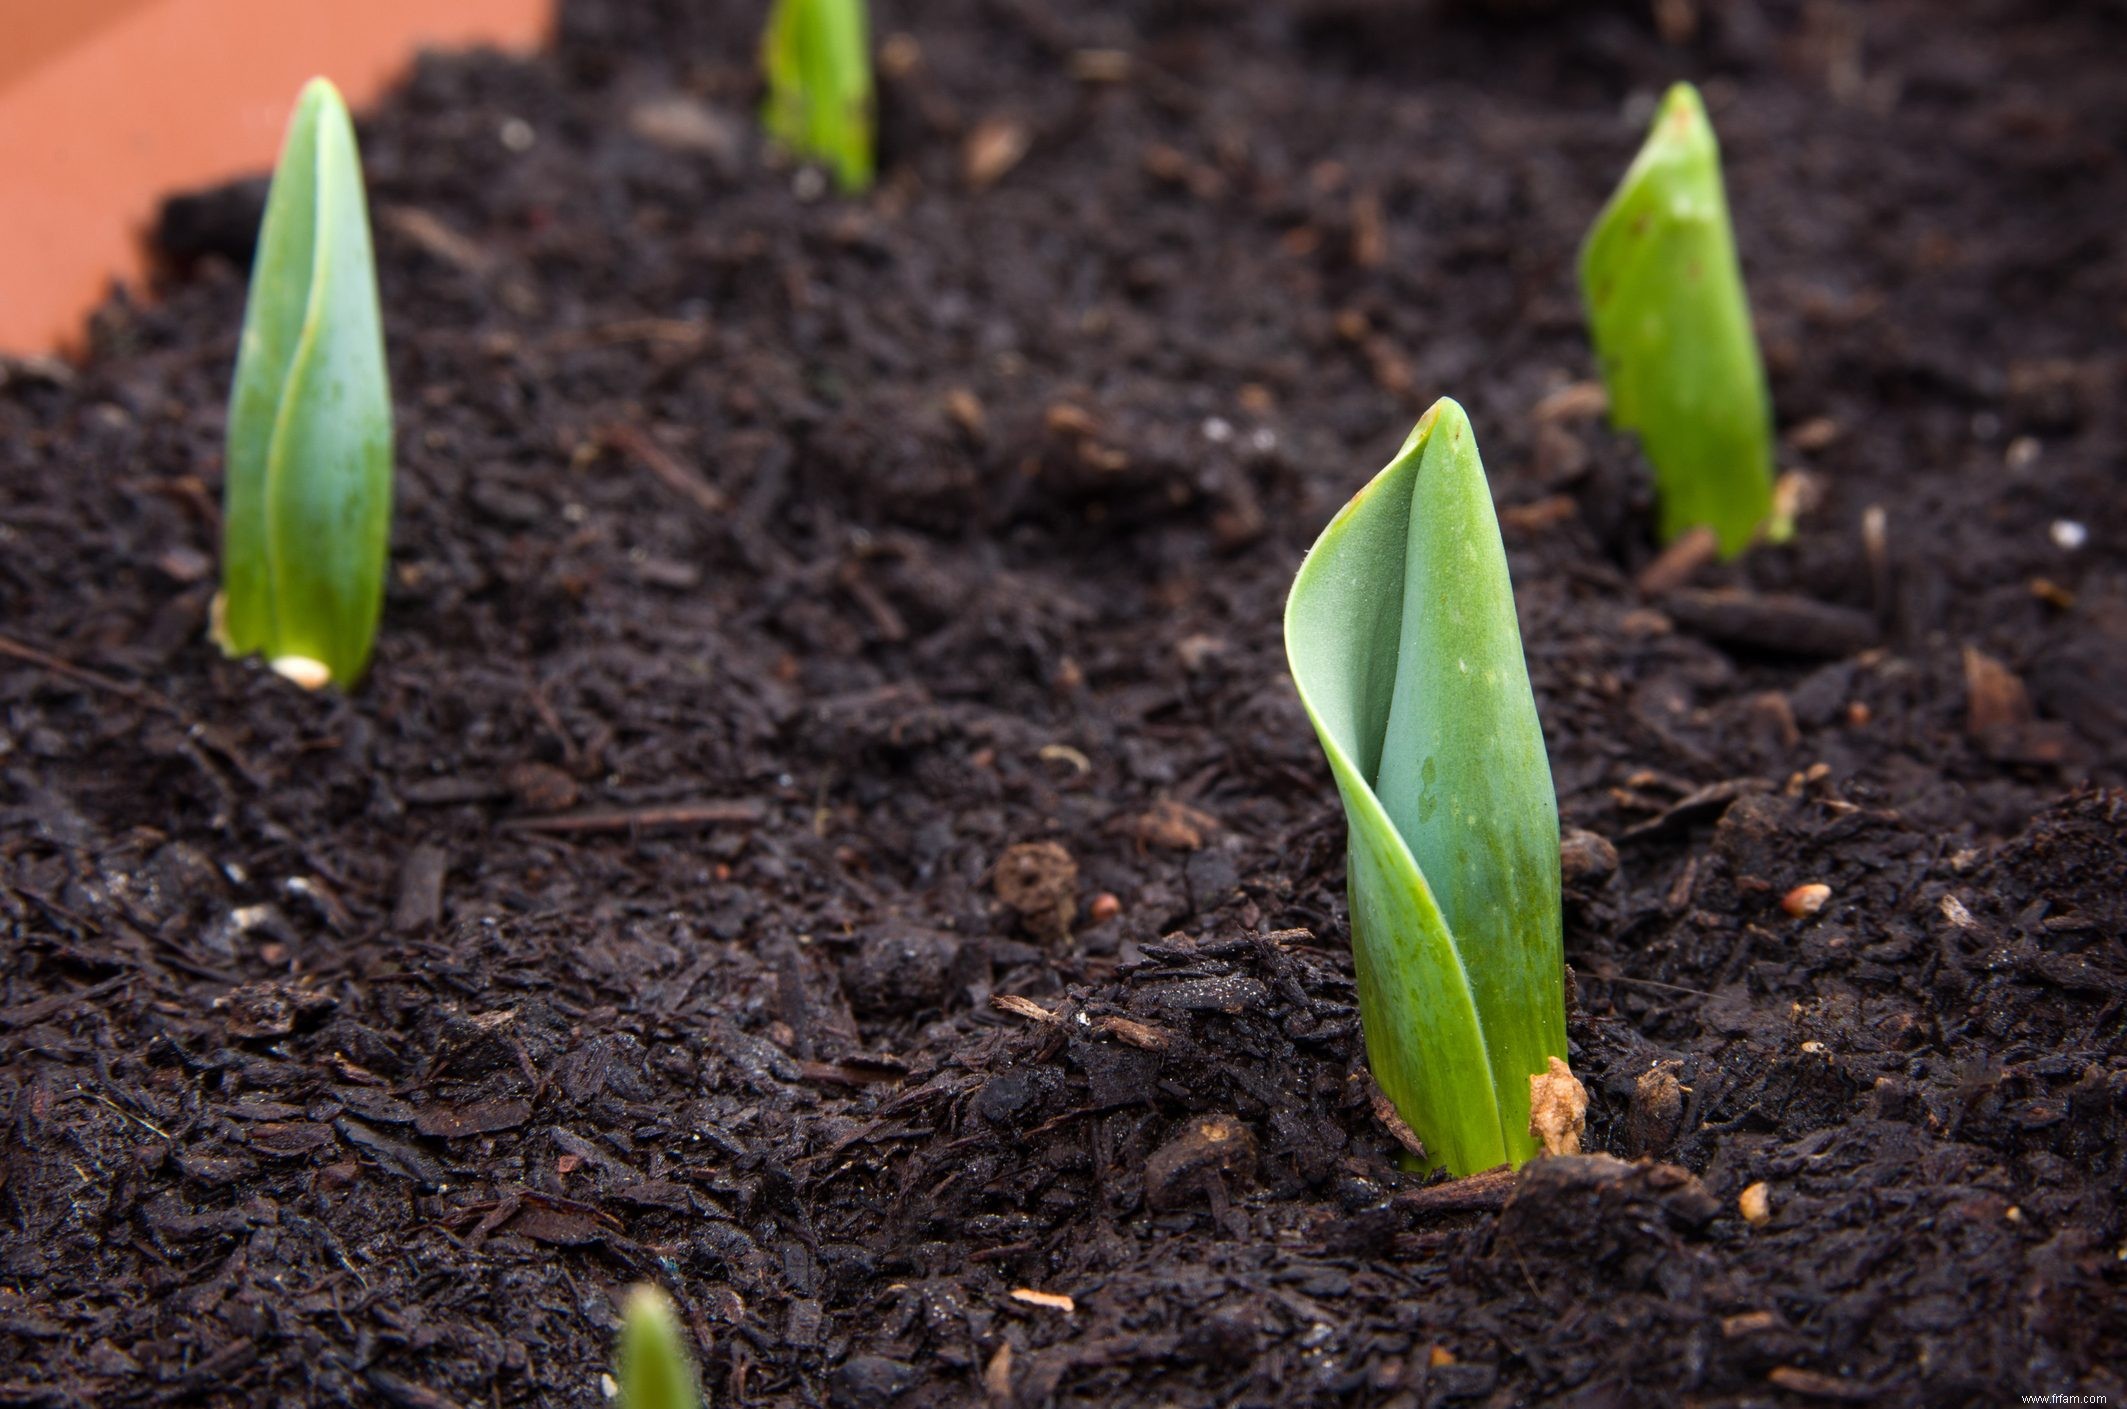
[217, 77, 393, 689]
[618, 1285, 701, 1409]
[1285, 398, 1565, 1175]
[1580, 82, 1773, 558]
[761, 0, 875, 193]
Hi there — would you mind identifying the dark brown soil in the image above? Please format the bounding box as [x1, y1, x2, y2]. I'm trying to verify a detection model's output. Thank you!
[4, 1, 2125, 1405]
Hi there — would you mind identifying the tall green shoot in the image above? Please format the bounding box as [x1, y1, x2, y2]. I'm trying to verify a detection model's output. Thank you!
[1580, 83, 1774, 557]
[1285, 398, 1566, 1176]
[761, 0, 875, 193]
[215, 77, 393, 689]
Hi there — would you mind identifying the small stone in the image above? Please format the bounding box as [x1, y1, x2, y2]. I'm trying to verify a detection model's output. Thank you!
[214, 979, 338, 1039]
[943, 388, 985, 439]
[504, 761, 580, 814]
[627, 97, 741, 167]
[964, 116, 1031, 188]
[879, 32, 923, 76]
[1739, 1181, 1773, 1226]
[1782, 883, 1832, 918]
[1116, 799, 1218, 852]
[156, 545, 212, 583]
[1044, 402, 1099, 438]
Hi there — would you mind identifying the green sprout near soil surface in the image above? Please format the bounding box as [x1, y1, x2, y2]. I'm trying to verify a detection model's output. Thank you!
[761, 0, 875, 193]
[1581, 82, 1774, 558]
[1285, 398, 1566, 1177]
[617, 1285, 702, 1409]
[215, 77, 393, 691]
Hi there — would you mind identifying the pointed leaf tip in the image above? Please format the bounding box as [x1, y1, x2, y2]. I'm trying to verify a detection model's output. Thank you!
[618, 1285, 700, 1409]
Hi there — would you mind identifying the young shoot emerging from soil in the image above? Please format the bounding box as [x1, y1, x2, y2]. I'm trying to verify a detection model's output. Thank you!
[1285, 398, 1567, 1176]
[761, 0, 875, 193]
[616, 1285, 702, 1409]
[1581, 83, 1775, 558]
[214, 77, 393, 690]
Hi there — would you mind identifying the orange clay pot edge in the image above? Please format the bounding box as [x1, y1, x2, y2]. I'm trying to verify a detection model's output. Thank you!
[0, 0, 554, 356]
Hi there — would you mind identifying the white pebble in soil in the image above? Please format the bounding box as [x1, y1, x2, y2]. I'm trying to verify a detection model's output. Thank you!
[2051, 519, 2088, 551]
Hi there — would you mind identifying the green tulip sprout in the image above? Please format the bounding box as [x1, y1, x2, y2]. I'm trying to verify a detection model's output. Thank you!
[761, 0, 875, 193]
[617, 1285, 702, 1409]
[1285, 398, 1566, 1176]
[214, 77, 393, 690]
[1580, 82, 1774, 558]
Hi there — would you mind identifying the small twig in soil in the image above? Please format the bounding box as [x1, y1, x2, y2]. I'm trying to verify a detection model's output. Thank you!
[990, 993, 1059, 1023]
[602, 421, 729, 515]
[1635, 525, 1719, 596]
[0, 631, 164, 706]
[1664, 588, 1877, 658]
[1094, 1014, 1170, 1051]
[498, 800, 765, 833]
[87, 1089, 172, 1140]
[1392, 1165, 1519, 1217]
[1588, 972, 1714, 999]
